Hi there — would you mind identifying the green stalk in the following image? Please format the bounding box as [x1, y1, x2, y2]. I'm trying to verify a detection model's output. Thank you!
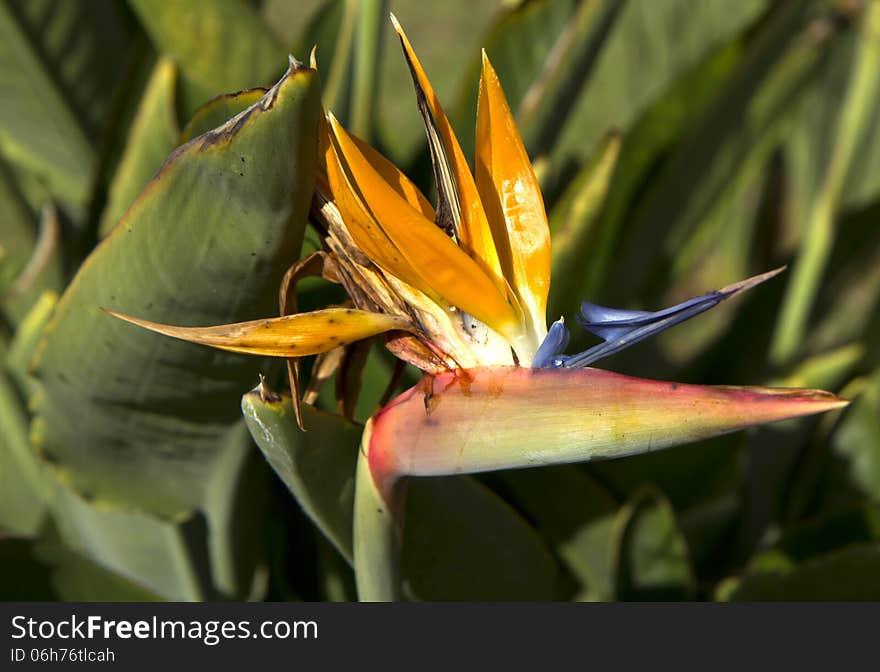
[771, 0, 880, 365]
[350, 0, 386, 141]
[353, 419, 402, 601]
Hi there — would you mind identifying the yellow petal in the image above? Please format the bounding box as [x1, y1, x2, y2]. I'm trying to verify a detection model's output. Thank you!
[327, 114, 521, 340]
[390, 14, 506, 292]
[103, 307, 412, 357]
[476, 52, 551, 343]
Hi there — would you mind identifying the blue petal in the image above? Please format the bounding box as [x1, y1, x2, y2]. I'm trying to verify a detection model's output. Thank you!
[559, 267, 786, 369]
[534, 318, 570, 368]
[577, 293, 720, 341]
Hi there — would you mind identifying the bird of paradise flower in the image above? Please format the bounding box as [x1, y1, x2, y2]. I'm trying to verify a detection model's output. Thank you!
[107, 16, 848, 601]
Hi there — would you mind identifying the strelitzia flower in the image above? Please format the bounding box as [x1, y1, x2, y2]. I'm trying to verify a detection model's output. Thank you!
[108, 17, 848, 601]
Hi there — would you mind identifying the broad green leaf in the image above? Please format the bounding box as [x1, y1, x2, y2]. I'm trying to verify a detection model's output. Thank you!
[241, 389, 362, 562]
[48, 475, 214, 601]
[201, 420, 271, 600]
[402, 475, 561, 600]
[34, 531, 164, 601]
[31, 64, 320, 517]
[613, 488, 696, 600]
[129, 0, 287, 95]
[718, 543, 880, 600]
[99, 59, 180, 239]
[502, 466, 618, 600]
[46, 420, 265, 600]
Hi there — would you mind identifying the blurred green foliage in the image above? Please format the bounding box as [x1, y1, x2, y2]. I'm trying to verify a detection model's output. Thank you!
[1, 0, 879, 601]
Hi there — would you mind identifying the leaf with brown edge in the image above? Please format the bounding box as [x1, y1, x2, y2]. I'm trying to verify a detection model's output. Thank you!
[103, 307, 414, 358]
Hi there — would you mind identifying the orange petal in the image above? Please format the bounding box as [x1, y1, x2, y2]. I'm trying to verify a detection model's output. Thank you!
[390, 14, 506, 293]
[327, 114, 520, 340]
[323, 121, 431, 296]
[367, 366, 849, 482]
[347, 131, 434, 221]
[476, 52, 551, 343]
[103, 307, 412, 357]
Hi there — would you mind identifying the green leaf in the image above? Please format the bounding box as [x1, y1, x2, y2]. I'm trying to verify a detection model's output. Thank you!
[45, 420, 265, 600]
[0, 156, 37, 297]
[547, 130, 620, 321]
[502, 466, 618, 600]
[99, 59, 180, 239]
[613, 488, 696, 600]
[377, 0, 499, 163]
[6, 290, 58, 397]
[449, 0, 579, 160]
[241, 389, 361, 562]
[718, 543, 880, 600]
[550, 0, 769, 167]
[0, 0, 130, 208]
[772, 1, 880, 365]
[47, 475, 215, 601]
[604, 1, 831, 308]
[34, 532, 164, 601]
[402, 475, 561, 601]
[570, 31, 744, 308]
[28, 64, 319, 598]
[297, 0, 356, 119]
[0, 368, 46, 536]
[32, 63, 319, 516]
[244, 390, 561, 599]
[129, 0, 287, 94]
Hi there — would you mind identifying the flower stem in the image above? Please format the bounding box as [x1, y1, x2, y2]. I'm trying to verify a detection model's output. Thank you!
[354, 419, 404, 601]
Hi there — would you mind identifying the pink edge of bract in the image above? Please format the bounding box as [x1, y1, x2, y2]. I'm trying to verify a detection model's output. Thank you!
[366, 366, 848, 483]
